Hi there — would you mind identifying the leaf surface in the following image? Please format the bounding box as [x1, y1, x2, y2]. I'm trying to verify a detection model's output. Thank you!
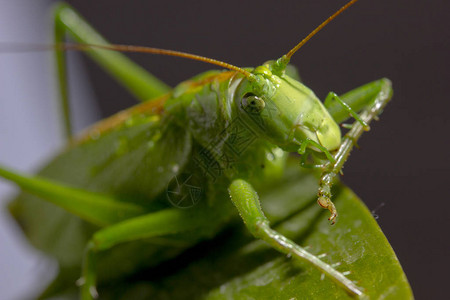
[94, 163, 413, 300]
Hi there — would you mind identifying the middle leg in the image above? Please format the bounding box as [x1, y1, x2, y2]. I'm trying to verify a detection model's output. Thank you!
[80, 205, 226, 300]
[228, 178, 364, 298]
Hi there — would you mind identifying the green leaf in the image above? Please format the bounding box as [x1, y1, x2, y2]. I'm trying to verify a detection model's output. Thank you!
[8, 153, 412, 299]
[92, 162, 413, 300]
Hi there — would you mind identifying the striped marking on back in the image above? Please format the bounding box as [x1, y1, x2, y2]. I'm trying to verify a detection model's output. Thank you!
[72, 93, 170, 146]
[70, 71, 237, 146]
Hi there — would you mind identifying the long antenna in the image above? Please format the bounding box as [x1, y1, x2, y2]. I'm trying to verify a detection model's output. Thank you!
[284, 0, 359, 62]
[62, 43, 253, 78]
[0, 42, 253, 78]
[1, 1, 359, 79]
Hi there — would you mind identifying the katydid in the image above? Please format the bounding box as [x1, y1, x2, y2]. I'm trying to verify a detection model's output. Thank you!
[0, 0, 394, 299]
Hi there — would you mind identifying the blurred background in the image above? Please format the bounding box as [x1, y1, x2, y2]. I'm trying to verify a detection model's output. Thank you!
[0, 0, 448, 299]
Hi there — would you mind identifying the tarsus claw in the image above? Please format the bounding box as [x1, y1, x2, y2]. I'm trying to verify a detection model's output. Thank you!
[318, 194, 338, 224]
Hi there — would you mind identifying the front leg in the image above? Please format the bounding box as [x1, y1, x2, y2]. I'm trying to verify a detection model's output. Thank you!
[228, 179, 364, 298]
[319, 78, 393, 224]
[324, 92, 369, 130]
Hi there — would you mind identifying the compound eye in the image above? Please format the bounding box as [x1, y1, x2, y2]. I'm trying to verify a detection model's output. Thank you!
[242, 93, 265, 114]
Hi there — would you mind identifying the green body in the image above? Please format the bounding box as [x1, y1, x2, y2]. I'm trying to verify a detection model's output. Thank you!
[0, 2, 414, 300]
[7, 67, 392, 297]
[11, 68, 322, 273]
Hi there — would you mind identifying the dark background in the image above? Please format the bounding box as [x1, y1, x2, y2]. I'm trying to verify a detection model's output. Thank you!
[36, 0, 450, 298]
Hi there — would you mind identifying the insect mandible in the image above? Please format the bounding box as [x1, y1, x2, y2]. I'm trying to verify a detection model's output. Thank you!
[0, 0, 394, 299]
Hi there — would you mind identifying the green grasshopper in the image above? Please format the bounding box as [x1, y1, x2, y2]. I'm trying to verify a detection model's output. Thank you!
[0, 0, 393, 298]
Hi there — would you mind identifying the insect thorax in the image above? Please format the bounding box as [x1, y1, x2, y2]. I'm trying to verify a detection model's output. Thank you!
[165, 71, 283, 182]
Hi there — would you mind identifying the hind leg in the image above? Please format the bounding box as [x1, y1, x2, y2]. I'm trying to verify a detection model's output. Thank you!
[52, 3, 171, 138]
